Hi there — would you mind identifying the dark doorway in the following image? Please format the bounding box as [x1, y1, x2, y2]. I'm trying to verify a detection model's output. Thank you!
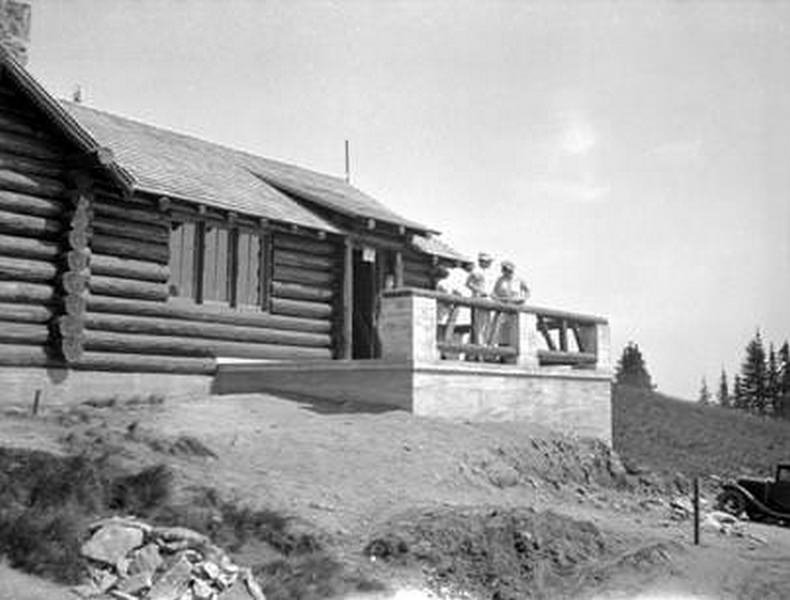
[351, 247, 398, 359]
[352, 248, 378, 359]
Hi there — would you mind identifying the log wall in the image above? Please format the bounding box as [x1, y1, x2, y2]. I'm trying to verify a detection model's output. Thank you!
[403, 250, 435, 289]
[77, 192, 341, 368]
[0, 79, 70, 368]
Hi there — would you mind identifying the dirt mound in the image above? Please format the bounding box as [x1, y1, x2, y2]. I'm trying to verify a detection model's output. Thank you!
[365, 506, 610, 600]
[464, 434, 628, 492]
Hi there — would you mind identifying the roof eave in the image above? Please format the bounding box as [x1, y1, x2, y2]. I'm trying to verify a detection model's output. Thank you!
[252, 172, 434, 236]
[0, 46, 135, 192]
[133, 184, 342, 235]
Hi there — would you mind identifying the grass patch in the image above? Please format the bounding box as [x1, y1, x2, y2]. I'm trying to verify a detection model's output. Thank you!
[0, 449, 171, 584]
[613, 384, 790, 480]
[0, 449, 379, 599]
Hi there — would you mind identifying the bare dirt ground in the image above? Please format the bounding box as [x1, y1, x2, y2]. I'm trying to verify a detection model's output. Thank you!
[3, 391, 790, 599]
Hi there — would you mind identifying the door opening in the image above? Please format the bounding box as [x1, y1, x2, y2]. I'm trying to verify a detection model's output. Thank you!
[351, 247, 396, 359]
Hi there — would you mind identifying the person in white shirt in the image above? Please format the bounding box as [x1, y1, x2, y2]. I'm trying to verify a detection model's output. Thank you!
[465, 252, 494, 349]
[492, 260, 531, 354]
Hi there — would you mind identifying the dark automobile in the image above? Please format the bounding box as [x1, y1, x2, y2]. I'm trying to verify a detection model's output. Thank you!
[717, 464, 790, 522]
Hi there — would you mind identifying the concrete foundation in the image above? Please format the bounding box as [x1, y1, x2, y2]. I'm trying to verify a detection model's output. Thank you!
[214, 359, 612, 443]
[0, 367, 213, 410]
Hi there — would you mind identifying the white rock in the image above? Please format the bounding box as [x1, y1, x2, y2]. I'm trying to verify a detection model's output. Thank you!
[81, 525, 145, 566]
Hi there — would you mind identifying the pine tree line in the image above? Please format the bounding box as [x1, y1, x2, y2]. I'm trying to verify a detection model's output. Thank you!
[701, 331, 790, 419]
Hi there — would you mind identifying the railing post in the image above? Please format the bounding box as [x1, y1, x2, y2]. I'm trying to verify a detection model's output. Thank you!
[516, 311, 540, 368]
[379, 291, 440, 363]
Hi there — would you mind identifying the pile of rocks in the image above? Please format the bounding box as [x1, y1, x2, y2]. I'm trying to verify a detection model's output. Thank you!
[73, 517, 265, 600]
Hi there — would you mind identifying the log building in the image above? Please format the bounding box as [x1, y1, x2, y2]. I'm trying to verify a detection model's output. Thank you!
[0, 46, 469, 401]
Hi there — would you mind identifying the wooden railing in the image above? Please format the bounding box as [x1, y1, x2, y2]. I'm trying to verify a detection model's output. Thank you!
[378, 288, 609, 369]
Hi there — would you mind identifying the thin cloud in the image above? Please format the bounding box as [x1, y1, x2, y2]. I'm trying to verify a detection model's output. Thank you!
[652, 139, 704, 164]
[530, 178, 610, 204]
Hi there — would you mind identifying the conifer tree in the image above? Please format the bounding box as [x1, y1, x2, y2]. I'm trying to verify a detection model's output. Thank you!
[614, 342, 654, 390]
[777, 341, 790, 419]
[717, 369, 730, 408]
[767, 343, 780, 416]
[740, 330, 767, 414]
[732, 374, 746, 410]
[698, 377, 711, 405]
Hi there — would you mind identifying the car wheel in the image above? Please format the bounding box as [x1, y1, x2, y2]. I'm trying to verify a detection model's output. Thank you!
[717, 489, 747, 517]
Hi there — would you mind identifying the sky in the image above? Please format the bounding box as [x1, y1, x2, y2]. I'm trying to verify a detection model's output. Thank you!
[23, 0, 790, 399]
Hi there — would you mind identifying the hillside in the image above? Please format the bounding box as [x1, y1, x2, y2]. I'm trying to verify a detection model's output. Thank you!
[613, 384, 790, 480]
[2, 390, 790, 599]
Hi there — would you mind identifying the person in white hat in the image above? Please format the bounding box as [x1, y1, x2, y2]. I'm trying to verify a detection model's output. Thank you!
[465, 252, 495, 351]
[491, 260, 530, 357]
[465, 252, 494, 298]
[492, 260, 530, 304]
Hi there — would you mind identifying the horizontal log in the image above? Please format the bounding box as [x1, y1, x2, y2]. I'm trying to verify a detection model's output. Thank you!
[90, 276, 170, 302]
[0, 343, 52, 367]
[437, 342, 517, 359]
[0, 113, 56, 140]
[404, 263, 434, 277]
[0, 302, 54, 323]
[93, 199, 167, 227]
[271, 297, 333, 320]
[0, 321, 50, 345]
[403, 275, 432, 289]
[273, 264, 336, 287]
[92, 217, 169, 243]
[0, 233, 59, 260]
[0, 255, 58, 282]
[0, 281, 55, 304]
[73, 351, 215, 374]
[270, 281, 334, 302]
[92, 234, 169, 264]
[91, 254, 169, 283]
[537, 350, 598, 366]
[0, 189, 63, 218]
[0, 131, 65, 162]
[0, 151, 65, 179]
[82, 330, 332, 360]
[0, 169, 66, 199]
[0, 97, 39, 120]
[85, 295, 331, 334]
[273, 235, 337, 257]
[274, 250, 335, 271]
[0, 208, 62, 238]
[84, 311, 331, 347]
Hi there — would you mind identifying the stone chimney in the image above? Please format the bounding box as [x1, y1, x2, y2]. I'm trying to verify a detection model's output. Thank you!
[0, 0, 31, 66]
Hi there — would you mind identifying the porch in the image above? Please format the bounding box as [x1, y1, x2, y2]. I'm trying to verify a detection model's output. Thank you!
[215, 288, 613, 443]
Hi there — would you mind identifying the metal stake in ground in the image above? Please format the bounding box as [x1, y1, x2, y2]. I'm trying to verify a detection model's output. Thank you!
[32, 389, 41, 416]
[693, 477, 700, 545]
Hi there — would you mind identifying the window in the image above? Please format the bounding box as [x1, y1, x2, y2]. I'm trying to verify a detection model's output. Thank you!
[236, 230, 262, 307]
[168, 218, 268, 311]
[202, 225, 230, 304]
[168, 221, 197, 299]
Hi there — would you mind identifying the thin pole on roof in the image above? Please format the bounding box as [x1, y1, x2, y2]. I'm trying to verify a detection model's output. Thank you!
[344, 139, 350, 183]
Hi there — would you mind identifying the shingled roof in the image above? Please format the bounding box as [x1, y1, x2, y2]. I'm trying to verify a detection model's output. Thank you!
[411, 234, 472, 266]
[61, 102, 430, 234]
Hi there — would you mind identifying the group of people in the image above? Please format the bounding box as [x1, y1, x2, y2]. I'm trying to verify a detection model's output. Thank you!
[437, 252, 530, 305]
[436, 252, 531, 354]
